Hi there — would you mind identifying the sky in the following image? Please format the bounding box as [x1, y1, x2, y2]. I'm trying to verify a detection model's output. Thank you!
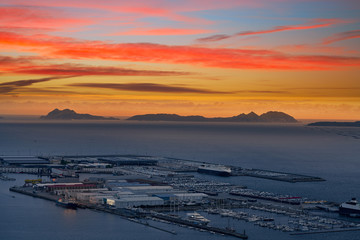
[0, 0, 360, 119]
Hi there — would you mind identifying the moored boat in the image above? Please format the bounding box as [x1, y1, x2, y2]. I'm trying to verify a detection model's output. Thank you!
[56, 198, 77, 209]
[339, 198, 360, 217]
[197, 165, 231, 176]
[186, 212, 210, 225]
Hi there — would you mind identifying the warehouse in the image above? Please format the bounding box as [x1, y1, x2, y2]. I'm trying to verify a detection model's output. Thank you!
[35, 182, 97, 192]
[174, 193, 208, 203]
[99, 157, 157, 166]
[114, 196, 164, 208]
[122, 185, 173, 194]
[0, 156, 49, 165]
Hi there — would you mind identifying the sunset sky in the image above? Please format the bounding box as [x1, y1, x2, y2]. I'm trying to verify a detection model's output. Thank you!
[1, 0, 360, 119]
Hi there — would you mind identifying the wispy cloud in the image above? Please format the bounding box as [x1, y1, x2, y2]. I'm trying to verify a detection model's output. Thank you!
[69, 82, 233, 94]
[111, 28, 214, 36]
[0, 76, 75, 94]
[13, 64, 189, 76]
[0, 56, 188, 76]
[0, 0, 257, 26]
[197, 19, 344, 42]
[0, 6, 92, 33]
[323, 29, 360, 44]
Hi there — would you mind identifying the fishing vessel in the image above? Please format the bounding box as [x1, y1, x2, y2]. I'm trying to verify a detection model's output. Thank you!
[56, 198, 77, 209]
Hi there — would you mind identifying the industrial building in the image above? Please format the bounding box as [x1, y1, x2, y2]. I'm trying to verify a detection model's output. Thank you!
[35, 183, 97, 192]
[0, 156, 49, 165]
[113, 196, 164, 208]
[99, 157, 157, 166]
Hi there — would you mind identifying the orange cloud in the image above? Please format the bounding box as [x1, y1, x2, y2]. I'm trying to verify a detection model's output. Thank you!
[1, 31, 360, 70]
[198, 19, 346, 42]
[323, 30, 360, 44]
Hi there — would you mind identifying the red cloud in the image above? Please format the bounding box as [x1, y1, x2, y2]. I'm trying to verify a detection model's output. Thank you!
[1, 31, 359, 70]
[0, 6, 92, 32]
[0, 0, 265, 25]
[323, 30, 360, 44]
[0, 1, 210, 25]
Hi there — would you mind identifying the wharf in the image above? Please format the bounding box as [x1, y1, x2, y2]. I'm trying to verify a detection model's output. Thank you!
[0, 174, 16, 181]
[151, 212, 248, 239]
[10, 186, 59, 201]
[290, 228, 360, 235]
[231, 167, 325, 183]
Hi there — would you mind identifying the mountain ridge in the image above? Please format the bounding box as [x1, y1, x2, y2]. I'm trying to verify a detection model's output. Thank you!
[127, 111, 297, 123]
[40, 109, 119, 120]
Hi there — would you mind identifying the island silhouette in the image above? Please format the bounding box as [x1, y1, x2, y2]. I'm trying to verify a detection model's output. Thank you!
[127, 111, 297, 123]
[40, 109, 119, 120]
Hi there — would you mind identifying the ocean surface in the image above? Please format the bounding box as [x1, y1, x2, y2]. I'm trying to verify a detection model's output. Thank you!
[0, 120, 359, 240]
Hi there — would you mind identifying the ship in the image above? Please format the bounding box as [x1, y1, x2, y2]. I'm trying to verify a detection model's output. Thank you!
[56, 198, 77, 209]
[339, 198, 360, 217]
[197, 165, 231, 176]
[186, 212, 210, 225]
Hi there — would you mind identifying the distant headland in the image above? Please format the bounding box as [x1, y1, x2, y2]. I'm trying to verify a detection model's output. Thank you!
[308, 121, 360, 127]
[127, 111, 297, 123]
[40, 109, 119, 120]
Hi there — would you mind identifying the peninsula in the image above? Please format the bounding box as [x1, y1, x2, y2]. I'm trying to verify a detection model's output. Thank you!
[127, 111, 297, 123]
[40, 109, 119, 120]
[308, 121, 360, 127]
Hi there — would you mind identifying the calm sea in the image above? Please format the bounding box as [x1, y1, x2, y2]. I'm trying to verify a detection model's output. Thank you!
[0, 120, 359, 240]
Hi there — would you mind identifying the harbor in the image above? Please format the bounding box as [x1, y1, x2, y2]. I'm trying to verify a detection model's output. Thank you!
[2, 154, 360, 239]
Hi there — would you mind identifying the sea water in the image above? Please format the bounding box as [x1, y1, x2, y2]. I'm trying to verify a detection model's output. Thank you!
[0, 120, 359, 240]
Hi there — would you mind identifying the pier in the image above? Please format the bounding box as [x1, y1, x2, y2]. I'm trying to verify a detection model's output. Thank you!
[231, 167, 325, 183]
[290, 228, 360, 235]
[151, 212, 248, 239]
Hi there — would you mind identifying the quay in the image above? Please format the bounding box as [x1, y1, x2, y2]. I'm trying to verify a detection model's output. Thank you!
[231, 167, 325, 183]
[151, 212, 248, 239]
[0, 173, 16, 181]
[290, 228, 360, 235]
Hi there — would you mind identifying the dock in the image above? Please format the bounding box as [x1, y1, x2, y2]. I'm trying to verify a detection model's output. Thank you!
[231, 167, 325, 183]
[151, 212, 248, 239]
[290, 228, 360, 235]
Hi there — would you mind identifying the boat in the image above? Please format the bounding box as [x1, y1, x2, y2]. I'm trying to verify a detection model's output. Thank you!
[186, 212, 210, 225]
[56, 198, 77, 209]
[197, 165, 231, 176]
[339, 198, 360, 217]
